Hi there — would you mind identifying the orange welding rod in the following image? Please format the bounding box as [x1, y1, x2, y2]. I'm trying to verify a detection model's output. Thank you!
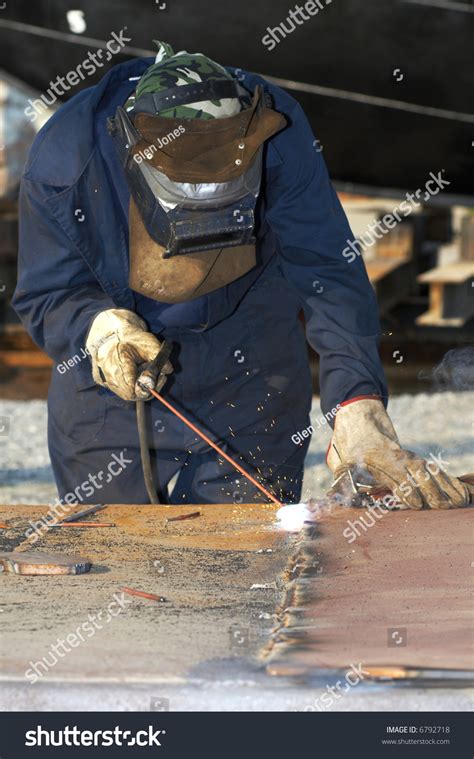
[121, 586, 165, 602]
[146, 387, 283, 508]
[51, 522, 116, 528]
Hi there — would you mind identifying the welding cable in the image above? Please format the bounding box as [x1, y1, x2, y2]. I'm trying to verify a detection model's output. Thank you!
[135, 342, 174, 505]
[136, 400, 160, 504]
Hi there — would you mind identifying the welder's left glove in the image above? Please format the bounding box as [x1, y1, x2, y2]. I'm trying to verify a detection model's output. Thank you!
[86, 309, 173, 401]
[326, 398, 469, 510]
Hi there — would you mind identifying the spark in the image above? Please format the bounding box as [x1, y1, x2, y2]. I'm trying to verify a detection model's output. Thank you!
[276, 502, 311, 531]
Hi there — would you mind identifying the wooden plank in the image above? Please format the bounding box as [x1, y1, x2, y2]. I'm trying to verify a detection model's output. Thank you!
[0, 350, 53, 368]
[375, 225, 413, 261]
[416, 262, 474, 325]
[418, 261, 474, 284]
[416, 312, 465, 328]
[417, 284, 474, 327]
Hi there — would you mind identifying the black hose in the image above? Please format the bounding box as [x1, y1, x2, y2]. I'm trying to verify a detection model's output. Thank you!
[135, 341, 173, 505]
[136, 400, 160, 504]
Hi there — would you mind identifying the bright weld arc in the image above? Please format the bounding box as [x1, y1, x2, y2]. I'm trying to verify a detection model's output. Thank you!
[141, 383, 284, 508]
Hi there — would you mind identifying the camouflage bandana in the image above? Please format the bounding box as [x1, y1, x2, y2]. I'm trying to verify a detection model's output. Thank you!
[124, 40, 243, 120]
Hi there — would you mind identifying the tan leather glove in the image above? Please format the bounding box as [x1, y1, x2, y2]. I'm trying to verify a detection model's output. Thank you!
[86, 309, 173, 401]
[327, 398, 469, 510]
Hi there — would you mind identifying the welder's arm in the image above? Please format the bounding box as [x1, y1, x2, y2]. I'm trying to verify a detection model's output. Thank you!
[265, 102, 468, 509]
[265, 99, 386, 418]
[14, 178, 172, 401]
[13, 178, 117, 389]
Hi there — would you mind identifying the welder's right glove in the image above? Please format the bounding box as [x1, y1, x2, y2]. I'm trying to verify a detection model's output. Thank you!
[86, 309, 173, 401]
[326, 398, 469, 510]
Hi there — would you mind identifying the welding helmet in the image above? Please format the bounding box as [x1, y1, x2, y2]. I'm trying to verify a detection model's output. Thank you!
[107, 44, 286, 303]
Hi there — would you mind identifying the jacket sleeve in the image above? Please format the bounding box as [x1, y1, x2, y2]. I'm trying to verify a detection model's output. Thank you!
[265, 100, 388, 418]
[12, 176, 116, 384]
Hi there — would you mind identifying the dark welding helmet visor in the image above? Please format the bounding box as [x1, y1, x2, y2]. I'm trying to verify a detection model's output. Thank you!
[108, 83, 286, 302]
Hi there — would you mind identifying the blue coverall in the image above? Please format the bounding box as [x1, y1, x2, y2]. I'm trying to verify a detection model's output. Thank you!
[13, 58, 387, 505]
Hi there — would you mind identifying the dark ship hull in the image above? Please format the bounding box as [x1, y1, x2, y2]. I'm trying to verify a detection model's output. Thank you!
[0, 0, 472, 201]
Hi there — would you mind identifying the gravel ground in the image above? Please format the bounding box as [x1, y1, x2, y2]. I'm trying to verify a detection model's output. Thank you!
[1, 680, 472, 713]
[0, 391, 472, 505]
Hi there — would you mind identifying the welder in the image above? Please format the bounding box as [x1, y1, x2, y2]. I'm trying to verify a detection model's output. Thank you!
[13, 42, 469, 509]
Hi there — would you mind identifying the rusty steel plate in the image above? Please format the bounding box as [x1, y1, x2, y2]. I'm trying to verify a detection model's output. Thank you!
[265, 507, 474, 678]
